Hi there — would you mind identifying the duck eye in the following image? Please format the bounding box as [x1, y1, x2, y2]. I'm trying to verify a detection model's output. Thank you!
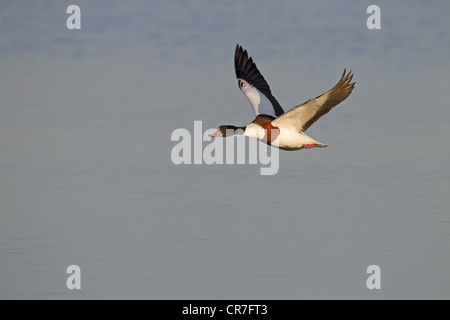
[239, 80, 246, 89]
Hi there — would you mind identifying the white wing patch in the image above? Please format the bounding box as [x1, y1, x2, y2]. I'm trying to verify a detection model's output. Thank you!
[238, 79, 277, 118]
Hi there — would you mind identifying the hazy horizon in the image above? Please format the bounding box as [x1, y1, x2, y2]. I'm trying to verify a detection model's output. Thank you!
[1, 1, 449, 299]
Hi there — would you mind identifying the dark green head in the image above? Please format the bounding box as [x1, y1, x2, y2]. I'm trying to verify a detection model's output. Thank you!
[210, 125, 246, 138]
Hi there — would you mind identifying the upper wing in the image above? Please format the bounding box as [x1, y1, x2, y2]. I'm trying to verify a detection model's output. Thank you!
[234, 44, 284, 118]
[272, 69, 355, 132]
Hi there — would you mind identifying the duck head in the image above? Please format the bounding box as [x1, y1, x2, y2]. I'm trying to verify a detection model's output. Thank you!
[210, 125, 246, 138]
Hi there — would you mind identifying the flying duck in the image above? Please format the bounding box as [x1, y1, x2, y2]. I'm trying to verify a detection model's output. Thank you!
[210, 44, 355, 150]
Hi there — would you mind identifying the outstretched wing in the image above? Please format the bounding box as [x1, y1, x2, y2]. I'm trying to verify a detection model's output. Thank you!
[272, 69, 355, 132]
[234, 44, 284, 118]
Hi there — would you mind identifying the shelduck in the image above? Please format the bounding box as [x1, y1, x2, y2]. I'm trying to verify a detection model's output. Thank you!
[210, 44, 356, 151]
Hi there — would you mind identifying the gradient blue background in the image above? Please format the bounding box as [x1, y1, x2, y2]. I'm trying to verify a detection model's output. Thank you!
[1, 1, 449, 299]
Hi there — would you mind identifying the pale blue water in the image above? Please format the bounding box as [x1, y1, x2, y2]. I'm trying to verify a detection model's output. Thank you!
[1, 1, 449, 299]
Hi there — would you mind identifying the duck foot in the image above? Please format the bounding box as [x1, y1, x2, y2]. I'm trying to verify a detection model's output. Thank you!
[303, 144, 319, 149]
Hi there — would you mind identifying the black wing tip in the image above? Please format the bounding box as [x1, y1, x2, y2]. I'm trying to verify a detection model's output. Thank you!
[235, 44, 249, 77]
[341, 68, 356, 86]
[337, 69, 356, 99]
[335, 69, 356, 97]
[234, 44, 266, 87]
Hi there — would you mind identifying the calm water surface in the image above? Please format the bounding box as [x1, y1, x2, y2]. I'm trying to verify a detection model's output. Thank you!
[1, 1, 449, 299]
